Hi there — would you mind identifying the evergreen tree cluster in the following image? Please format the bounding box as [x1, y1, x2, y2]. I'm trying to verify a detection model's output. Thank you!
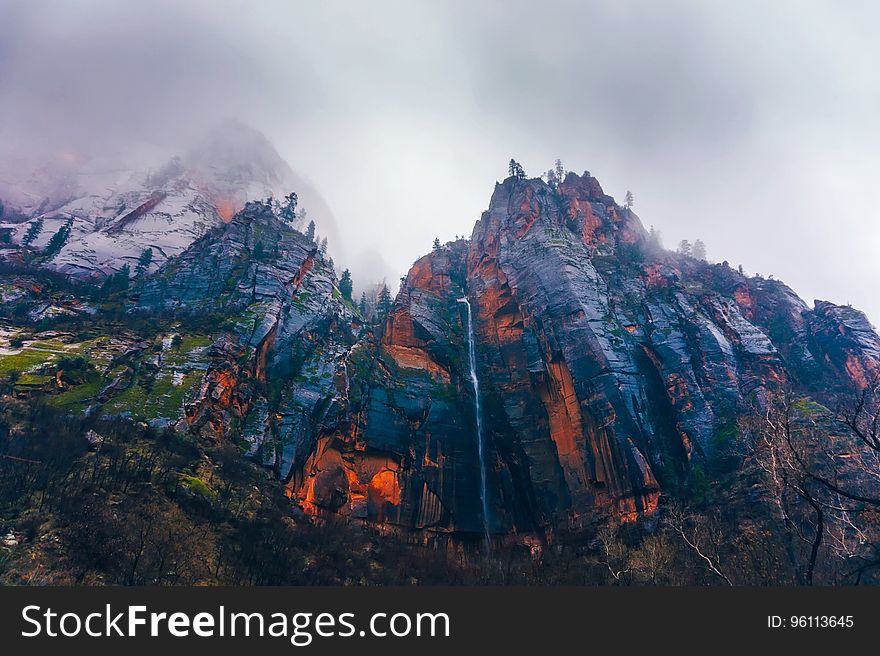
[134, 248, 153, 277]
[22, 218, 44, 248]
[676, 238, 707, 261]
[100, 265, 130, 297]
[545, 159, 566, 189]
[508, 159, 526, 180]
[44, 219, 73, 257]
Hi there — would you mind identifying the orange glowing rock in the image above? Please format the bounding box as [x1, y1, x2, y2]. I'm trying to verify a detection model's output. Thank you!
[383, 344, 450, 383]
[643, 264, 669, 290]
[215, 199, 238, 222]
[844, 353, 875, 390]
[369, 469, 401, 506]
[733, 286, 754, 318]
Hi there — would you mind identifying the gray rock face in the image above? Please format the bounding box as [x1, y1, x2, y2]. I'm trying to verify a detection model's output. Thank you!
[137, 201, 353, 483]
[806, 300, 880, 390]
[126, 173, 880, 541]
[286, 241, 486, 532]
[289, 173, 880, 537]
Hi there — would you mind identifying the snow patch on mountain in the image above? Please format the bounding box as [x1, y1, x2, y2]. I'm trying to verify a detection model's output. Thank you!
[0, 120, 340, 279]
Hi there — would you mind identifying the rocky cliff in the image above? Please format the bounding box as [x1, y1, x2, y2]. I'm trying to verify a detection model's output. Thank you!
[3, 169, 878, 545]
[137, 200, 356, 482]
[287, 172, 880, 538]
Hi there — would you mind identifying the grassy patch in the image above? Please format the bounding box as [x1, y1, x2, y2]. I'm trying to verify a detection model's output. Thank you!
[0, 348, 56, 376]
[49, 377, 104, 410]
[180, 475, 217, 503]
[14, 373, 53, 389]
[793, 397, 828, 417]
[162, 334, 212, 367]
[102, 372, 200, 422]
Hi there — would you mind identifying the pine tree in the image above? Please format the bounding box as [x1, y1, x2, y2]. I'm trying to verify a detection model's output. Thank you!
[677, 239, 692, 257]
[555, 159, 565, 183]
[624, 190, 634, 209]
[647, 225, 663, 253]
[116, 264, 130, 290]
[508, 159, 525, 180]
[22, 218, 44, 247]
[319, 237, 328, 254]
[101, 264, 130, 297]
[433, 237, 442, 251]
[305, 220, 316, 243]
[44, 219, 72, 257]
[99, 275, 113, 298]
[377, 284, 393, 318]
[358, 291, 368, 317]
[339, 269, 353, 301]
[134, 248, 153, 276]
[279, 192, 298, 225]
[692, 239, 707, 261]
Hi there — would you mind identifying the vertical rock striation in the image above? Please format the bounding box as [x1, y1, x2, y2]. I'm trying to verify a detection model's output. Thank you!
[132, 172, 880, 541]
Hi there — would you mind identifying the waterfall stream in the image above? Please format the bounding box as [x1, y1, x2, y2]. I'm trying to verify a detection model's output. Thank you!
[458, 297, 491, 551]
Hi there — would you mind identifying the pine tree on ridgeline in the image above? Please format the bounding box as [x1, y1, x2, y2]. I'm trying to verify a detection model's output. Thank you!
[555, 158, 565, 183]
[279, 192, 298, 225]
[339, 269, 353, 301]
[377, 284, 393, 319]
[508, 158, 526, 180]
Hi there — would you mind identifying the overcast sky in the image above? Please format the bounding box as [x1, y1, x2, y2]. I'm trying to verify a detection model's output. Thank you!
[2, 0, 879, 320]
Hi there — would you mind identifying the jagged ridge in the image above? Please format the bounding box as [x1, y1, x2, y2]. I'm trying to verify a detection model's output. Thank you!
[288, 172, 880, 537]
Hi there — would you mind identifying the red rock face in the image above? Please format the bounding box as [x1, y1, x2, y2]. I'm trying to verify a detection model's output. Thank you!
[171, 176, 880, 541]
[293, 437, 403, 523]
[290, 250, 316, 290]
[105, 192, 168, 235]
[286, 240, 482, 531]
[283, 173, 880, 540]
[808, 300, 880, 391]
[183, 328, 276, 440]
[319, 173, 879, 538]
[464, 174, 663, 529]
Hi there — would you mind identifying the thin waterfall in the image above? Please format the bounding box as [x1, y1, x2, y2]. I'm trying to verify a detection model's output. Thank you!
[458, 297, 491, 551]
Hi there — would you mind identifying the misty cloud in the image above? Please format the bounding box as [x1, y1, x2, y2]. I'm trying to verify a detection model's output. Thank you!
[2, 0, 878, 318]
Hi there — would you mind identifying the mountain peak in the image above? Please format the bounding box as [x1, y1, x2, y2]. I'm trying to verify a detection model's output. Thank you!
[183, 119, 296, 194]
